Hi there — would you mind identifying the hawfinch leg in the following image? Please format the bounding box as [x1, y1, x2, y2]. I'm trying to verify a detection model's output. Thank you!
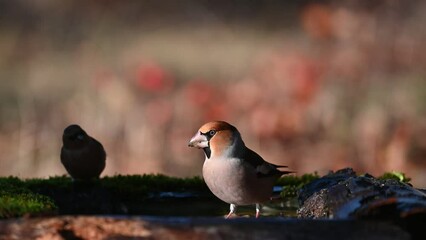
[226, 204, 237, 219]
[256, 204, 261, 218]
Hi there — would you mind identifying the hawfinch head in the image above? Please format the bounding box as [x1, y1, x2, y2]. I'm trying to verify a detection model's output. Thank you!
[188, 121, 243, 158]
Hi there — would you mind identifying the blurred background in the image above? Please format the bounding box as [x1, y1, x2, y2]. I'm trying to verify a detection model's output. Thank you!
[1, 0, 426, 186]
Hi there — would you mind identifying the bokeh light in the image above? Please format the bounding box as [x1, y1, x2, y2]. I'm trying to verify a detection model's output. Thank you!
[0, 1, 425, 186]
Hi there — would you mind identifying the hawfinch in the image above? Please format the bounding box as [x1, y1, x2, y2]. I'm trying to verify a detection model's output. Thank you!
[188, 121, 291, 218]
[61, 124, 106, 180]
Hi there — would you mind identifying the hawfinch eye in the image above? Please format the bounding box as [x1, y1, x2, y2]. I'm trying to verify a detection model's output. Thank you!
[208, 130, 216, 137]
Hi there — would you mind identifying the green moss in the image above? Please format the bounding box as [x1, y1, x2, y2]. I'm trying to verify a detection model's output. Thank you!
[0, 177, 57, 218]
[276, 173, 320, 187]
[276, 173, 320, 199]
[0, 177, 24, 195]
[1, 174, 211, 218]
[0, 171, 411, 218]
[0, 173, 321, 218]
[100, 174, 207, 200]
[377, 171, 411, 183]
[0, 194, 57, 218]
[25, 175, 73, 189]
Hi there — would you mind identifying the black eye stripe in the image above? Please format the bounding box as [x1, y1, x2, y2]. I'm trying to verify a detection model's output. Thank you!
[201, 130, 217, 140]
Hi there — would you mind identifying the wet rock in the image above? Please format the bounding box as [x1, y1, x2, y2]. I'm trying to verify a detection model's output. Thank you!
[298, 168, 357, 205]
[0, 216, 412, 240]
[297, 168, 426, 219]
[0, 217, 151, 240]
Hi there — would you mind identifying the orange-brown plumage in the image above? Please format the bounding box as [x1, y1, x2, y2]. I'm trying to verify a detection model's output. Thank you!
[199, 121, 236, 157]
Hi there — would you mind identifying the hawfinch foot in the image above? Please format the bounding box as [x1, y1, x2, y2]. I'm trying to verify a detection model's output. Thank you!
[225, 204, 237, 219]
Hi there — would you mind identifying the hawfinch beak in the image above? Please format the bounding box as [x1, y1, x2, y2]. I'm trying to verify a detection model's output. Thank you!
[188, 132, 209, 148]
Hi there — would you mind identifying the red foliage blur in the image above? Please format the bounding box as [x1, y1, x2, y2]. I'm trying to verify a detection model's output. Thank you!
[136, 63, 174, 93]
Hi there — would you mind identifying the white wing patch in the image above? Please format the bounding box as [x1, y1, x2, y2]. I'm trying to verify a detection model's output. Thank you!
[256, 163, 276, 175]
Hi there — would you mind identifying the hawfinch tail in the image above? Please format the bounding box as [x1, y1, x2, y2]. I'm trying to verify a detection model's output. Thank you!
[188, 121, 291, 218]
[61, 124, 106, 180]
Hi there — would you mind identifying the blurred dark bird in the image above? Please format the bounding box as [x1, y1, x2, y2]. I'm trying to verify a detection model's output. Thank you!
[188, 121, 292, 218]
[61, 124, 106, 180]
